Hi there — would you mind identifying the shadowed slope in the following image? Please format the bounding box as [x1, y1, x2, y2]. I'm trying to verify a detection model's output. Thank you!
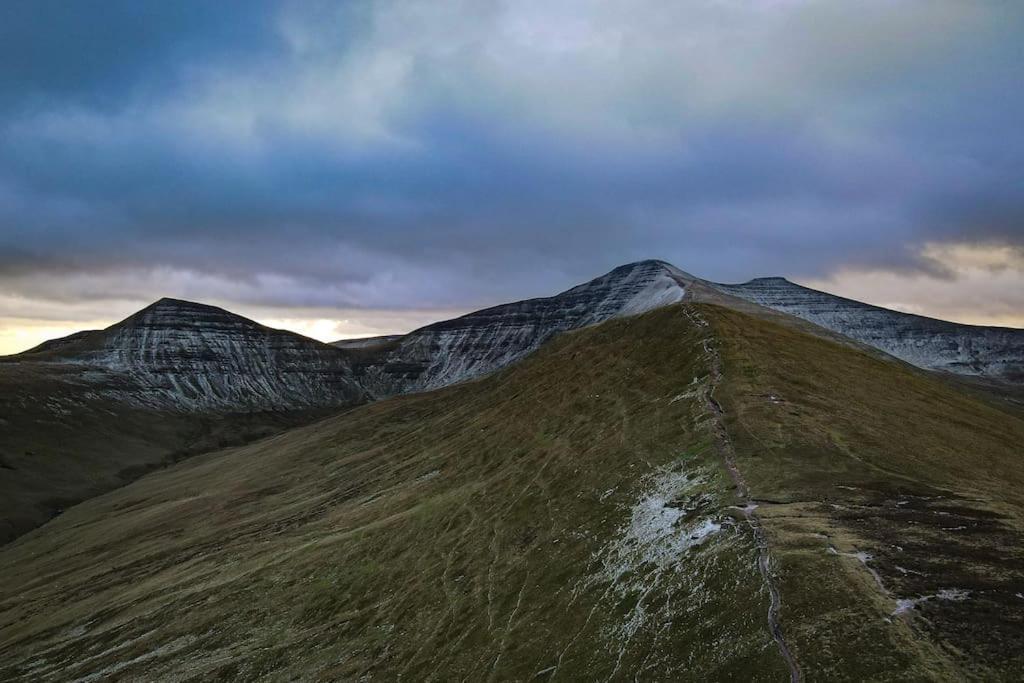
[0, 359, 339, 543]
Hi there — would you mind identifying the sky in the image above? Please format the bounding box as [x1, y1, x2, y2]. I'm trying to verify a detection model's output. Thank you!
[1, 0, 1022, 354]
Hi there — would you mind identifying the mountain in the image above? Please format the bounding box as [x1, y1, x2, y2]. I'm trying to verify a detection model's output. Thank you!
[0, 298, 368, 543]
[3, 301, 1022, 680]
[0, 262, 690, 544]
[711, 276, 1024, 382]
[353, 259, 691, 396]
[17, 297, 367, 411]
[344, 260, 1024, 396]
[5, 260, 1023, 547]
[0, 358, 325, 543]
[330, 334, 404, 350]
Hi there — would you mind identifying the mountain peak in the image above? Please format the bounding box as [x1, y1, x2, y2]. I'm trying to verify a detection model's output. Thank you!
[358, 260, 694, 396]
[127, 297, 249, 326]
[746, 276, 792, 284]
[607, 259, 696, 280]
[15, 295, 364, 411]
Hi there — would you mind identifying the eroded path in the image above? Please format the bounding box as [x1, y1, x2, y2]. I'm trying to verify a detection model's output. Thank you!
[683, 305, 802, 682]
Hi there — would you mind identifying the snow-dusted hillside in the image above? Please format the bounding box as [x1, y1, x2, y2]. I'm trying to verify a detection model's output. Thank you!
[356, 260, 692, 396]
[11, 260, 1023, 416]
[20, 298, 367, 411]
[711, 277, 1024, 380]
[330, 335, 403, 350]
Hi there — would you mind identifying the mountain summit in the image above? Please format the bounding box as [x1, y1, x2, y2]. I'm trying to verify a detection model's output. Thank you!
[355, 259, 695, 396]
[18, 297, 366, 411]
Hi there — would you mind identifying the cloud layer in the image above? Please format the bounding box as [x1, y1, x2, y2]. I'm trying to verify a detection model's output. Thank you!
[1, 1, 1022, 350]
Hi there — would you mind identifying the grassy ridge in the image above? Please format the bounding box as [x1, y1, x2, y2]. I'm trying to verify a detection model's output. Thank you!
[4, 302, 1023, 680]
[706, 302, 1024, 680]
[0, 306, 785, 681]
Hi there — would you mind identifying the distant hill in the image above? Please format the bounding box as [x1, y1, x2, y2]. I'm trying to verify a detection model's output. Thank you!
[712, 276, 1024, 381]
[13, 297, 367, 411]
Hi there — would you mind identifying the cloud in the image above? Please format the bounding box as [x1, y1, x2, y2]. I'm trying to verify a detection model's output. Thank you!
[804, 242, 1024, 327]
[0, 0, 1021, 349]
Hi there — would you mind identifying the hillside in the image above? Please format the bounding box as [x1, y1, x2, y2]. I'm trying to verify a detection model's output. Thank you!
[352, 259, 691, 396]
[0, 298, 371, 543]
[3, 260, 1022, 549]
[0, 359, 338, 543]
[3, 302, 1022, 679]
[14, 298, 367, 411]
[712, 277, 1024, 381]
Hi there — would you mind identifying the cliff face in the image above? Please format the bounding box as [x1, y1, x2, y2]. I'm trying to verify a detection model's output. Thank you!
[711, 277, 1024, 380]
[354, 260, 692, 396]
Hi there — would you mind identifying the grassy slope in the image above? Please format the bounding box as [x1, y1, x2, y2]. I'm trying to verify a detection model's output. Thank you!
[0, 362, 338, 544]
[0, 307, 785, 681]
[708, 303, 1024, 680]
[3, 302, 1023, 680]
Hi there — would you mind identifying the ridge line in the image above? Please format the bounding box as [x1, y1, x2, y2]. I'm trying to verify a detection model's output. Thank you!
[682, 304, 802, 682]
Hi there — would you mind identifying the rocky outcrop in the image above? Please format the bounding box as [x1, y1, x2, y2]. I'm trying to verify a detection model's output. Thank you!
[711, 277, 1024, 381]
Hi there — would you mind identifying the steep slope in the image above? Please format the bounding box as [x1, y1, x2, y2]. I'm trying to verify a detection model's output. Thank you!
[712, 277, 1024, 381]
[3, 303, 1023, 679]
[20, 298, 367, 411]
[355, 259, 690, 395]
[330, 334, 403, 350]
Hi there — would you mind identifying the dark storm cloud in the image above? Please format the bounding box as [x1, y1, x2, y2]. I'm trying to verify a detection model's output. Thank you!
[0, 0, 1022, 317]
[0, 1, 284, 109]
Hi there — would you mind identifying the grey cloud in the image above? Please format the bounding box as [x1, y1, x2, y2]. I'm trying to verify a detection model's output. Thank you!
[0, 0, 1021, 322]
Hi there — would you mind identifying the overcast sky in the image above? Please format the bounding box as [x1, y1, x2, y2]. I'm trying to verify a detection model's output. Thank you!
[1, 1, 1022, 353]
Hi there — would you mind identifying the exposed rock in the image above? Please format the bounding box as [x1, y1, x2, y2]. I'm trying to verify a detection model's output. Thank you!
[9, 261, 1024, 417]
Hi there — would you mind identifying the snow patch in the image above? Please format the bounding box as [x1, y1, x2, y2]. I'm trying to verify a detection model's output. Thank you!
[892, 588, 971, 616]
[600, 466, 720, 579]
